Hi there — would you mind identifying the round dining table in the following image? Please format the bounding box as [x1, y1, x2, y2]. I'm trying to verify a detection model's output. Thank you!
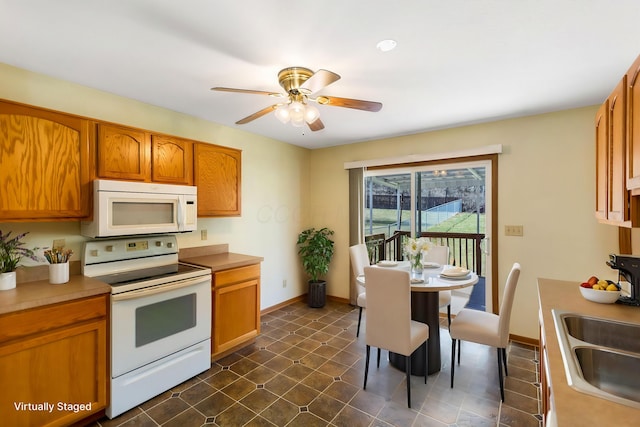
[357, 261, 478, 375]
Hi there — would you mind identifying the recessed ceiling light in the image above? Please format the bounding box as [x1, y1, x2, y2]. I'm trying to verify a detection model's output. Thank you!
[376, 39, 397, 52]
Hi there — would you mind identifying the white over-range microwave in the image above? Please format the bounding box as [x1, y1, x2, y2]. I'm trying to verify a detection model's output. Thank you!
[81, 179, 197, 238]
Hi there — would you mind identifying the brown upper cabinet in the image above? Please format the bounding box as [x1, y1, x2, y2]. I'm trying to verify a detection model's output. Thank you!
[97, 124, 195, 185]
[1, 99, 241, 220]
[0, 100, 93, 220]
[97, 123, 151, 181]
[595, 54, 640, 227]
[194, 143, 241, 216]
[152, 135, 193, 185]
[626, 55, 640, 191]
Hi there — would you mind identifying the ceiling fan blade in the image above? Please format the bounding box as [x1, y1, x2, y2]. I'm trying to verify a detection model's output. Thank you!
[314, 95, 382, 112]
[236, 104, 279, 124]
[307, 118, 325, 132]
[211, 87, 284, 97]
[299, 69, 341, 94]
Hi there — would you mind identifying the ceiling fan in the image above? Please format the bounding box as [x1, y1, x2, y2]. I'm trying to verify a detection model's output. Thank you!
[211, 67, 382, 131]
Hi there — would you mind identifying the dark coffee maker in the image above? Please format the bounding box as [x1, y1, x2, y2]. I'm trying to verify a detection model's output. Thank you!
[606, 254, 640, 306]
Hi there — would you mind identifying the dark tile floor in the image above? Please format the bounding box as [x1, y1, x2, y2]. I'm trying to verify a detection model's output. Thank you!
[93, 300, 542, 427]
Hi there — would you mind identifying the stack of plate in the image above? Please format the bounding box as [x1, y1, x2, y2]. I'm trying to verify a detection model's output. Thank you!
[439, 267, 471, 280]
[377, 260, 398, 267]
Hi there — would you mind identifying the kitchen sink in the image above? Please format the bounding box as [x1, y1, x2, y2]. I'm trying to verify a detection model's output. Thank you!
[562, 314, 640, 354]
[552, 310, 640, 409]
[575, 347, 640, 403]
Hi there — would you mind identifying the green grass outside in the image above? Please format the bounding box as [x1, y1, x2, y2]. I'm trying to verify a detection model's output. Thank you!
[365, 208, 485, 236]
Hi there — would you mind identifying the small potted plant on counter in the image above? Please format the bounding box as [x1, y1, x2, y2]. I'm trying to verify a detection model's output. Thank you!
[297, 227, 335, 308]
[0, 230, 40, 291]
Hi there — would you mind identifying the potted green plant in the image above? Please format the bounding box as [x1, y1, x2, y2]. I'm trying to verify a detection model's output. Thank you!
[0, 230, 40, 291]
[297, 227, 335, 308]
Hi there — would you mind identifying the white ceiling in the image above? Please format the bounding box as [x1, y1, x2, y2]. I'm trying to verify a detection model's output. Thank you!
[2, 0, 640, 149]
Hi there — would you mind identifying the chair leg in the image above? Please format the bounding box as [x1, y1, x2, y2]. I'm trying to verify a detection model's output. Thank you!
[501, 347, 508, 376]
[450, 338, 456, 388]
[377, 348, 381, 368]
[364, 345, 370, 390]
[457, 340, 461, 364]
[497, 348, 505, 402]
[406, 354, 412, 408]
[424, 341, 428, 384]
[447, 304, 451, 329]
[357, 307, 363, 337]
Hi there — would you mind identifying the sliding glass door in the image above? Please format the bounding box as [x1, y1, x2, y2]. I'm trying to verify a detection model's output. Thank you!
[364, 159, 494, 312]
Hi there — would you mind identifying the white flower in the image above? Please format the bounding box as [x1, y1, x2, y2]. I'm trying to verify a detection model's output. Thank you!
[403, 237, 434, 259]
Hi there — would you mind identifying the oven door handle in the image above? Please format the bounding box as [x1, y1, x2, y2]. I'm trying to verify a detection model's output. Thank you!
[112, 275, 211, 301]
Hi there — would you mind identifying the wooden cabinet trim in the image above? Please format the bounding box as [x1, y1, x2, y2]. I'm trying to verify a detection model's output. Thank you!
[0, 295, 107, 344]
[214, 264, 260, 287]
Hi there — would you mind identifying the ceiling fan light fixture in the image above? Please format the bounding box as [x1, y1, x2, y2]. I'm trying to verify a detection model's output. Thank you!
[304, 104, 320, 123]
[274, 105, 291, 123]
[289, 101, 306, 127]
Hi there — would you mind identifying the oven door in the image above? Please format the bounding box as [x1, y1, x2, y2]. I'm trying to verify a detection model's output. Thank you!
[111, 275, 211, 378]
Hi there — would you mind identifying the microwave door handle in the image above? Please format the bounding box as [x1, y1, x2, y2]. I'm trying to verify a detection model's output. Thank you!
[176, 198, 184, 231]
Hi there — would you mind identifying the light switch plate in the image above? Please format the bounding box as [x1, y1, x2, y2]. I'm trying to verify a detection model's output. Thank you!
[505, 225, 524, 236]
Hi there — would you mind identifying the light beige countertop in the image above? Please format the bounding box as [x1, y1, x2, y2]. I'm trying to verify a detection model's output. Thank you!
[0, 274, 111, 315]
[179, 244, 263, 271]
[538, 278, 640, 426]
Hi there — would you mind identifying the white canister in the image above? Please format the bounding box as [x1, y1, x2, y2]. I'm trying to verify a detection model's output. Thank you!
[0, 271, 17, 290]
[49, 263, 70, 285]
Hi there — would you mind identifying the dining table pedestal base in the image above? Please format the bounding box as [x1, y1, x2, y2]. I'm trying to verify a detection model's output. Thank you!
[389, 291, 441, 376]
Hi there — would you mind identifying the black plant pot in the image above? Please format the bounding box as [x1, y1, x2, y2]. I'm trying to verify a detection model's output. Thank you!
[308, 280, 326, 308]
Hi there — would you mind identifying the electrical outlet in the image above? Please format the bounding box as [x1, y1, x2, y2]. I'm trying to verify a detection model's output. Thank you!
[282, 279, 287, 288]
[52, 239, 66, 249]
[201, 229, 207, 240]
[505, 225, 524, 237]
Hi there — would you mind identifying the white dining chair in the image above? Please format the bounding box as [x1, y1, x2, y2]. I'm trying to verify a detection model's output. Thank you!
[349, 243, 370, 337]
[424, 245, 452, 326]
[449, 262, 521, 402]
[363, 266, 429, 408]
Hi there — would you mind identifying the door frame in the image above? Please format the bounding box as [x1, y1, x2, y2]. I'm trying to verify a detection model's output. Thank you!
[366, 153, 499, 313]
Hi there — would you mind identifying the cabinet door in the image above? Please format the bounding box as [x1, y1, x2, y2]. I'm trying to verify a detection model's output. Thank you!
[627, 55, 640, 189]
[152, 135, 193, 185]
[213, 265, 260, 356]
[0, 295, 108, 427]
[607, 78, 628, 222]
[194, 143, 241, 216]
[97, 123, 150, 181]
[0, 101, 93, 220]
[595, 101, 608, 221]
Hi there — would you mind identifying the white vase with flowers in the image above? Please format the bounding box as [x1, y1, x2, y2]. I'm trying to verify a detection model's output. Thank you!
[403, 237, 434, 277]
[0, 230, 40, 290]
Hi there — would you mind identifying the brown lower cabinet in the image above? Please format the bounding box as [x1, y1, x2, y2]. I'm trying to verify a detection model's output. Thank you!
[212, 264, 261, 357]
[0, 295, 108, 427]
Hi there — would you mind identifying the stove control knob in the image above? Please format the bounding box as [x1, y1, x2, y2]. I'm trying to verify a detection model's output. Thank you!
[155, 241, 163, 247]
[167, 242, 174, 249]
[90, 249, 99, 257]
[106, 245, 114, 252]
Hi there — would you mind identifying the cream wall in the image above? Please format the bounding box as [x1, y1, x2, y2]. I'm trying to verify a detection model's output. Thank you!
[309, 107, 619, 339]
[0, 63, 310, 310]
[1, 62, 623, 340]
